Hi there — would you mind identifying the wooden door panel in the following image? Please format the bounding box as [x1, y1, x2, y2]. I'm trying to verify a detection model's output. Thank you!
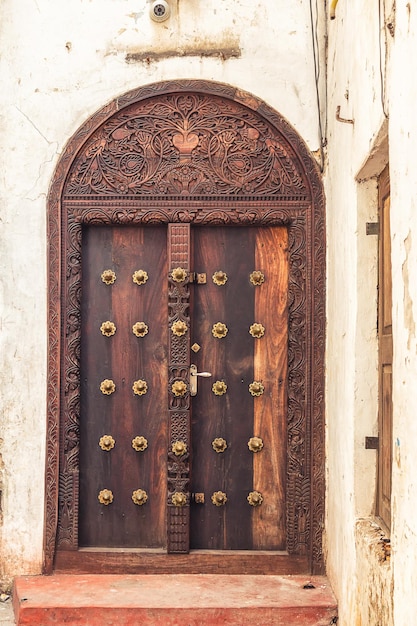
[190, 226, 288, 550]
[79, 225, 168, 548]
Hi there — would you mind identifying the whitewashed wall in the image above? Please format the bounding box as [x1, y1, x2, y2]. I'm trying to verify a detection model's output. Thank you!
[326, 0, 417, 624]
[0, 0, 325, 587]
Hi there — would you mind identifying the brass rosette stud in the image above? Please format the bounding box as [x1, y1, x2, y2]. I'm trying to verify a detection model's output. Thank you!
[212, 437, 228, 453]
[132, 269, 149, 285]
[132, 321, 149, 337]
[132, 436, 148, 452]
[212, 270, 228, 286]
[247, 491, 263, 507]
[98, 489, 113, 505]
[249, 270, 265, 286]
[132, 489, 148, 506]
[248, 437, 264, 452]
[249, 323, 265, 339]
[212, 322, 228, 339]
[100, 379, 116, 395]
[172, 491, 187, 507]
[171, 320, 188, 337]
[172, 380, 187, 397]
[172, 440, 188, 456]
[211, 491, 227, 506]
[249, 381, 264, 397]
[100, 321, 116, 337]
[171, 267, 187, 283]
[101, 269, 116, 285]
[99, 435, 115, 451]
[132, 379, 148, 396]
[212, 380, 227, 396]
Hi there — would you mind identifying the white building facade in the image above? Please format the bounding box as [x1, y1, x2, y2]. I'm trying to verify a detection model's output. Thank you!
[1, 1, 416, 624]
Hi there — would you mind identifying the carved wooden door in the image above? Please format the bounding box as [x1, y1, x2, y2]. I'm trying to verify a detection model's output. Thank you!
[78, 222, 287, 553]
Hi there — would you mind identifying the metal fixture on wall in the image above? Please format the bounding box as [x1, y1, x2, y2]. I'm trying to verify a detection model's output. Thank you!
[150, 0, 171, 22]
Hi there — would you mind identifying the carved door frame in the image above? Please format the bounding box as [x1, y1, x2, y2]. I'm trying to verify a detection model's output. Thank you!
[44, 80, 326, 574]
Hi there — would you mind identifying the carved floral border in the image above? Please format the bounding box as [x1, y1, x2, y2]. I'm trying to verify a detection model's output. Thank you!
[44, 80, 325, 574]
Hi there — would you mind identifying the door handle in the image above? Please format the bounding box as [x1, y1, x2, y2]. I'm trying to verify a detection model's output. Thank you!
[190, 364, 212, 396]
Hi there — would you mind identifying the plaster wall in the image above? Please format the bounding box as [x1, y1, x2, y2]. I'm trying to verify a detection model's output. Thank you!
[326, 0, 417, 624]
[0, 0, 325, 587]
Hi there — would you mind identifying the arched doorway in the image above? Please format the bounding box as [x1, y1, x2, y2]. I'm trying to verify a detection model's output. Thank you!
[44, 80, 325, 575]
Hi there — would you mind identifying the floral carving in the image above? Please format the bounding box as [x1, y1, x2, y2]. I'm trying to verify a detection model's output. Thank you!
[66, 93, 308, 199]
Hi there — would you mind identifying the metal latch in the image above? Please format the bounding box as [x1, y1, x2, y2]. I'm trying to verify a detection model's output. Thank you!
[190, 364, 211, 396]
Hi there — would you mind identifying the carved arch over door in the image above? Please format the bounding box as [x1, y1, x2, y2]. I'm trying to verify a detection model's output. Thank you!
[44, 80, 325, 574]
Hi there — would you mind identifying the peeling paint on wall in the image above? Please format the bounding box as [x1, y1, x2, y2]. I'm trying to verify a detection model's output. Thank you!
[402, 230, 416, 350]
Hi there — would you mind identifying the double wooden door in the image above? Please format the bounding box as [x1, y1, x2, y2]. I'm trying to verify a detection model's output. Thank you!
[79, 223, 288, 553]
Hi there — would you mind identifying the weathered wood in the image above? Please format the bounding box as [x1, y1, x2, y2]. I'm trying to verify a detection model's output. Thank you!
[253, 227, 288, 549]
[79, 225, 168, 548]
[46, 81, 326, 574]
[54, 550, 309, 575]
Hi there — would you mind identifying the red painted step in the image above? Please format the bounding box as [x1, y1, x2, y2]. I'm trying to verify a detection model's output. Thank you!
[13, 574, 337, 625]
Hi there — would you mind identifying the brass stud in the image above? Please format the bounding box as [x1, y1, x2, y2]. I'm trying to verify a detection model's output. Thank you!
[100, 321, 116, 337]
[101, 269, 116, 285]
[172, 380, 187, 397]
[132, 436, 148, 452]
[172, 440, 188, 456]
[191, 343, 201, 353]
[211, 491, 227, 506]
[171, 267, 187, 282]
[249, 323, 265, 338]
[132, 321, 149, 337]
[98, 489, 113, 505]
[132, 269, 149, 285]
[248, 437, 264, 452]
[249, 270, 265, 286]
[212, 270, 227, 286]
[100, 379, 116, 395]
[132, 379, 148, 396]
[212, 380, 227, 396]
[212, 322, 228, 339]
[172, 492, 187, 507]
[212, 437, 228, 453]
[132, 489, 148, 506]
[247, 491, 263, 507]
[171, 320, 188, 337]
[99, 435, 115, 451]
[249, 381, 264, 396]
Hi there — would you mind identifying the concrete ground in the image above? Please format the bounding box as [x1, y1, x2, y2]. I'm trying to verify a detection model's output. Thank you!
[0, 597, 15, 625]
